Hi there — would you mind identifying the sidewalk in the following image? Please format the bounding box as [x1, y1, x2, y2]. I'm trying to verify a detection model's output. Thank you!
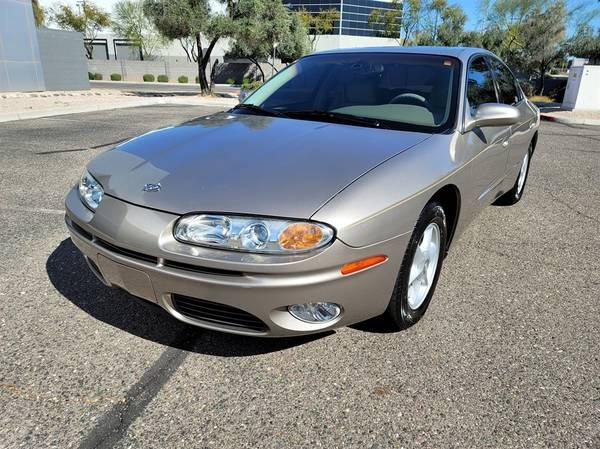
[532, 101, 600, 126]
[539, 109, 600, 126]
[0, 89, 238, 123]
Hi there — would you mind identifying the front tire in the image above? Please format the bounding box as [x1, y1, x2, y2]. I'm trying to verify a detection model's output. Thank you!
[494, 144, 532, 206]
[386, 201, 447, 330]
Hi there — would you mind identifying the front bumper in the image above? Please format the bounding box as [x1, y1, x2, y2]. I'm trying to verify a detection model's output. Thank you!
[65, 187, 409, 337]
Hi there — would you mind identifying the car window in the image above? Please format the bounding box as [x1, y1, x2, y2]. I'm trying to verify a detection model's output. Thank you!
[243, 53, 461, 133]
[489, 58, 520, 105]
[259, 63, 329, 111]
[466, 56, 497, 115]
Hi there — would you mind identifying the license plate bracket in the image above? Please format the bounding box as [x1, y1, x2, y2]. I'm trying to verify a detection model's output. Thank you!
[97, 254, 157, 302]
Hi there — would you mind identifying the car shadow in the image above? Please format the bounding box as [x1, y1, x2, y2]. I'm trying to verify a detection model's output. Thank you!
[46, 239, 330, 357]
[349, 314, 399, 334]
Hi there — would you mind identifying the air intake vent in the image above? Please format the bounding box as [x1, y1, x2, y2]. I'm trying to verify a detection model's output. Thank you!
[171, 295, 268, 332]
[163, 259, 242, 276]
[70, 220, 93, 241]
[95, 238, 158, 264]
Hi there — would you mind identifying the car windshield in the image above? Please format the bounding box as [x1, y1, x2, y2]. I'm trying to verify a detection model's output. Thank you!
[240, 52, 461, 133]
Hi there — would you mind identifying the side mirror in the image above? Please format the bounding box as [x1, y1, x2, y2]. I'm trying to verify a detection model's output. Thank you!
[464, 103, 520, 132]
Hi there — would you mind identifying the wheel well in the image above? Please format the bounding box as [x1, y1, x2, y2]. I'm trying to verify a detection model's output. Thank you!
[531, 131, 538, 154]
[428, 185, 461, 253]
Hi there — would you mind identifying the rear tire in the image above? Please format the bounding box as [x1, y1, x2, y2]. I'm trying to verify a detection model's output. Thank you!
[386, 202, 447, 330]
[494, 143, 532, 206]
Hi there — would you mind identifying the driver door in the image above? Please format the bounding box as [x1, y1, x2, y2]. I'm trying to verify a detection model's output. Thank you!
[465, 56, 511, 204]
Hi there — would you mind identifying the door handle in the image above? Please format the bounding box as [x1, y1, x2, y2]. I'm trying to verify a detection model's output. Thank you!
[502, 140, 509, 148]
[529, 122, 535, 129]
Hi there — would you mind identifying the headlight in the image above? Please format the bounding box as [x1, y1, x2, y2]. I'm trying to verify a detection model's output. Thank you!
[174, 214, 334, 254]
[78, 170, 104, 210]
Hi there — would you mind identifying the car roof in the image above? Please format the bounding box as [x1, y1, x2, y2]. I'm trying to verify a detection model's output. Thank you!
[312, 46, 494, 63]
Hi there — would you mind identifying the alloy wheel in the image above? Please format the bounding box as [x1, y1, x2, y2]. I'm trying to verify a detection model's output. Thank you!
[407, 222, 441, 310]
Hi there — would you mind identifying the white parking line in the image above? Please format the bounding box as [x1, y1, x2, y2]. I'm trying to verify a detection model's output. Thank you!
[40, 117, 83, 123]
[0, 206, 64, 215]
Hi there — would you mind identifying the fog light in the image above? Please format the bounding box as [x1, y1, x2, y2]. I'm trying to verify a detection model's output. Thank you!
[288, 302, 341, 323]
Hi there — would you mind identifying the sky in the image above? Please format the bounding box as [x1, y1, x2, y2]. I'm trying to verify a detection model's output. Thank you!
[39, 0, 599, 33]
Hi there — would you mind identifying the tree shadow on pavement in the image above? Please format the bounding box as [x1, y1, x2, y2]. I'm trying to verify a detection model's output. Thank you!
[46, 238, 329, 357]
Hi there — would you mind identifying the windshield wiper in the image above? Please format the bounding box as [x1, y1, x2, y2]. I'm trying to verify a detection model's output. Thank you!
[284, 110, 387, 129]
[231, 104, 288, 118]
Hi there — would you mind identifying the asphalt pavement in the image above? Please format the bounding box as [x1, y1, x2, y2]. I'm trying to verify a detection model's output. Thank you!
[0, 106, 598, 448]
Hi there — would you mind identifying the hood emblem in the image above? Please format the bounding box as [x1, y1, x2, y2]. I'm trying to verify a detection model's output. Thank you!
[143, 183, 161, 192]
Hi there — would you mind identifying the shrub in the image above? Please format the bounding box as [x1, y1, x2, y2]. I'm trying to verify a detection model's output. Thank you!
[241, 78, 262, 91]
[143, 74, 155, 82]
[548, 85, 566, 103]
[520, 80, 535, 97]
[157, 74, 169, 82]
[178, 75, 188, 84]
[225, 78, 236, 85]
[93, 73, 103, 80]
[110, 73, 122, 81]
[195, 76, 199, 83]
[88, 72, 94, 80]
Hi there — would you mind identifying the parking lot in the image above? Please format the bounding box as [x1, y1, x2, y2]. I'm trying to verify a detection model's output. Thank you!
[0, 105, 598, 448]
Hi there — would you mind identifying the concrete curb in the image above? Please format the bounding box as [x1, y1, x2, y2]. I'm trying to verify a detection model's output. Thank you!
[91, 80, 238, 88]
[540, 113, 600, 126]
[0, 97, 237, 123]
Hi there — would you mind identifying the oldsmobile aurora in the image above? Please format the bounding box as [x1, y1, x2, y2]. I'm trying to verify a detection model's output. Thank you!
[65, 47, 540, 336]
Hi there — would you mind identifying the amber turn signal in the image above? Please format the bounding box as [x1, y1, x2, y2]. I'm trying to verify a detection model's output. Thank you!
[341, 255, 388, 275]
[278, 223, 325, 250]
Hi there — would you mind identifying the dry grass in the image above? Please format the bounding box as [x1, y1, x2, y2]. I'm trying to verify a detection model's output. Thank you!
[528, 95, 556, 103]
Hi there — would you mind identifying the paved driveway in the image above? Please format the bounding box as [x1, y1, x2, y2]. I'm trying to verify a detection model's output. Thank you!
[0, 106, 598, 448]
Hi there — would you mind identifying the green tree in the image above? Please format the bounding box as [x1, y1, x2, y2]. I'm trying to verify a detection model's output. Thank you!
[112, 0, 166, 60]
[297, 8, 340, 51]
[480, 0, 570, 93]
[417, 1, 468, 46]
[565, 25, 600, 64]
[369, 0, 468, 47]
[229, 0, 309, 79]
[479, 0, 553, 62]
[460, 30, 484, 47]
[52, 2, 111, 59]
[143, 0, 228, 94]
[518, 1, 567, 94]
[398, 0, 422, 45]
[418, 0, 448, 44]
[368, 0, 401, 39]
[436, 5, 468, 46]
[278, 13, 310, 64]
[32, 0, 45, 27]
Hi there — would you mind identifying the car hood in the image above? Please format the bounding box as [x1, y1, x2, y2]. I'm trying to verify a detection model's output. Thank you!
[88, 113, 432, 218]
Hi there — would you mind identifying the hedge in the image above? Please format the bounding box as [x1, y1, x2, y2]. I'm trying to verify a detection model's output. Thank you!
[110, 73, 122, 81]
[93, 73, 103, 80]
[157, 75, 169, 83]
[143, 74, 155, 82]
[241, 78, 262, 91]
[178, 75, 188, 84]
